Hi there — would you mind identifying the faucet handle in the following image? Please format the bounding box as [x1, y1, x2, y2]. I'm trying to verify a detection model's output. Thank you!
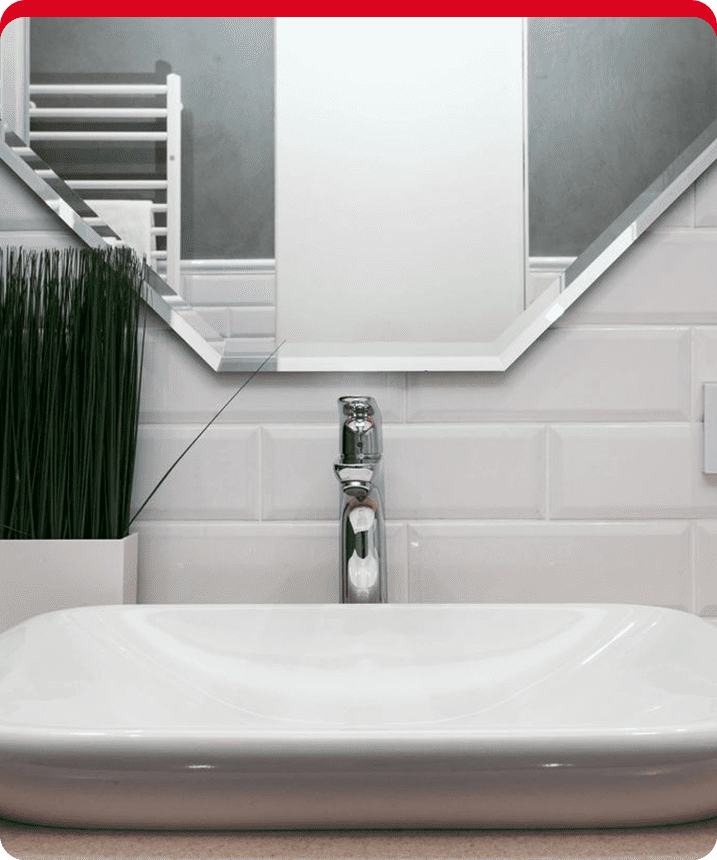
[338, 396, 382, 462]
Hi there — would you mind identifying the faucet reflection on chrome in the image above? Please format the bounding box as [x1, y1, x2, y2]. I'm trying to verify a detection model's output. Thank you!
[334, 396, 387, 603]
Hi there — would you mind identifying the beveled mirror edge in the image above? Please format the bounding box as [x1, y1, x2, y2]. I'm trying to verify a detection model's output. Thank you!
[0, 128, 278, 372]
[274, 115, 717, 372]
[2, 113, 717, 373]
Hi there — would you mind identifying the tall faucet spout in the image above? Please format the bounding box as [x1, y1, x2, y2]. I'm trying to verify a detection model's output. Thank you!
[335, 397, 387, 603]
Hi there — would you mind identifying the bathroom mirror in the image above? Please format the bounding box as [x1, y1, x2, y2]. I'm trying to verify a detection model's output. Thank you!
[1, 16, 716, 371]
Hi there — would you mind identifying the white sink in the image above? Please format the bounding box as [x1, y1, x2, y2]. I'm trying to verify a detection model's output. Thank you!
[0, 603, 716, 829]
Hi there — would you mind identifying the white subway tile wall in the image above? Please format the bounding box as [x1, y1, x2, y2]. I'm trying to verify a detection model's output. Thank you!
[555, 245, 717, 329]
[549, 424, 717, 519]
[407, 522, 692, 609]
[693, 327, 717, 420]
[136, 522, 409, 604]
[695, 520, 717, 615]
[4, 160, 717, 617]
[132, 425, 261, 520]
[125, 173, 717, 615]
[406, 328, 690, 422]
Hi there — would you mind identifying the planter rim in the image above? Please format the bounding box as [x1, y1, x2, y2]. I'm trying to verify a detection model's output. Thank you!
[0, 534, 138, 544]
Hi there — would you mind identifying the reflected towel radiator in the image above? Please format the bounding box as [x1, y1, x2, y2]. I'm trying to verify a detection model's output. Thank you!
[27, 74, 182, 290]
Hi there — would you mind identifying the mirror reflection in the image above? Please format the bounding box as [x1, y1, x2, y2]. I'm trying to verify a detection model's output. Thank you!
[2, 16, 715, 370]
[29, 17, 716, 263]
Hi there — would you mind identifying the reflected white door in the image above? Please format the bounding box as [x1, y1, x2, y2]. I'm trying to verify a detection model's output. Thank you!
[276, 17, 526, 344]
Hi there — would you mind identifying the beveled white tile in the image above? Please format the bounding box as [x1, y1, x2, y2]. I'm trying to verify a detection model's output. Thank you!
[388, 523, 410, 603]
[191, 306, 275, 339]
[691, 327, 717, 420]
[235, 374, 405, 423]
[555, 229, 717, 326]
[526, 271, 561, 306]
[263, 424, 545, 521]
[224, 336, 277, 354]
[262, 426, 337, 520]
[388, 425, 545, 519]
[408, 521, 691, 610]
[550, 424, 717, 518]
[135, 522, 335, 603]
[228, 305, 275, 337]
[695, 521, 717, 616]
[183, 271, 274, 305]
[138, 328, 248, 424]
[651, 185, 694, 229]
[195, 306, 229, 338]
[0, 230, 82, 249]
[134, 521, 408, 604]
[696, 160, 717, 226]
[131, 425, 260, 521]
[139, 327, 405, 423]
[408, 327, 689, 422]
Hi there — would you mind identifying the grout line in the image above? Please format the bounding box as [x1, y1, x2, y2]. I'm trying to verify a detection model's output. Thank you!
[689, 324, 695, 422]
[692, 520, 699, 616]
[544, 425, 551, 521]
[403, 370, 408, 424]
[257, 426, 264, 523]
[405, 521, 412, 604]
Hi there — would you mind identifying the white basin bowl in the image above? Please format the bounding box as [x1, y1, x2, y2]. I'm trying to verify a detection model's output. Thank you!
[0, 603, 716, 829]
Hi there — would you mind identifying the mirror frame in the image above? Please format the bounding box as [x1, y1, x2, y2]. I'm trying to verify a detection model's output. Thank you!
[2, 19, 717, 372]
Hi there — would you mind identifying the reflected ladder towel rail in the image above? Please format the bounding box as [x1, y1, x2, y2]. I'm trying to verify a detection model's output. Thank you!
[28, 75, 182, 291]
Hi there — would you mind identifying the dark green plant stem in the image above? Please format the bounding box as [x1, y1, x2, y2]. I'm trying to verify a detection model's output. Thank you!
[0, 247, 145, 540]
[128, 340, 285, 528]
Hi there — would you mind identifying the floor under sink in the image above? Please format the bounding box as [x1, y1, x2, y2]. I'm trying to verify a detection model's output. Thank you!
[1, 817, 716, 860]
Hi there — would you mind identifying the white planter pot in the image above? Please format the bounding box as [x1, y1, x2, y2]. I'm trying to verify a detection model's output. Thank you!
[0, 533, 137, 634]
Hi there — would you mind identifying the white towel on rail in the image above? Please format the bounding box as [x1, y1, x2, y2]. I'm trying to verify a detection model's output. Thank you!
[91, 200, 153, 261]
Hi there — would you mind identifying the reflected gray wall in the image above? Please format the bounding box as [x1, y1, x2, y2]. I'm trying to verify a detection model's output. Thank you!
[30, 17, 274, 260]
[529, 17, 716, 257]
[30, 17, 716, 260]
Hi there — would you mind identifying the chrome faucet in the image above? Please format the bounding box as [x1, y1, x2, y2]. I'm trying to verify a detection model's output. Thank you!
[334, 396, 387, 603]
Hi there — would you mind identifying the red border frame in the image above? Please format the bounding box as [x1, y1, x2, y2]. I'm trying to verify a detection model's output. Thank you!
[1, 4, 717, 34]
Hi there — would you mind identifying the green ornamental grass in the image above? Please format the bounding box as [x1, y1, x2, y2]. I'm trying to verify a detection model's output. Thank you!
[0, 246, 146, 540]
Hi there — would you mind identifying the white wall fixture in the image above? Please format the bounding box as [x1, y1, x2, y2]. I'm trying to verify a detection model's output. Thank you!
[2, 17, 717, 371]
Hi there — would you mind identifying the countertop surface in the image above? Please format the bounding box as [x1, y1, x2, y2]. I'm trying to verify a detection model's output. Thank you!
[0, 818, 715, 860]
